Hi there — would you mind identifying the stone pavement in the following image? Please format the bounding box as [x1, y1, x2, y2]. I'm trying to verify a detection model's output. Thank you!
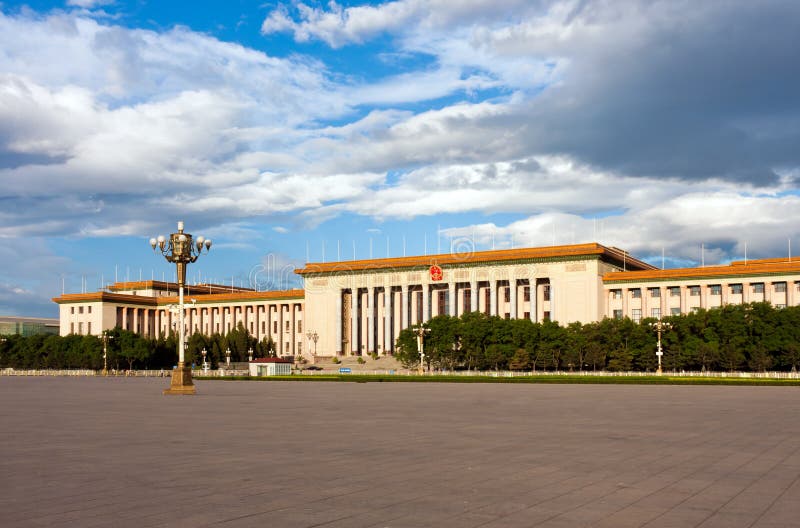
[0, 377, 798, 527]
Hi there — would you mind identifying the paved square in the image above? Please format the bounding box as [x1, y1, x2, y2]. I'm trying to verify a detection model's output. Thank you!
[0, 377, 798, 527]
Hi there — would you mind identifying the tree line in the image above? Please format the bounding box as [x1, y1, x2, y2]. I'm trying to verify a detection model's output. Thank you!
[0, 323, 276, 371]
[394, 303, 800, 372]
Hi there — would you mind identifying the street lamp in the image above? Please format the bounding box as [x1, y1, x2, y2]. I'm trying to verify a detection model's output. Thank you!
[150, 221, 211, 395]
[306, 330, 319, 363]
[226, 348, 231, 367]
[201, 348, 209, 374]
[248, 347, 253, 362]
[101, 331, 114, 376]
[413, 325, 429, 375]
[649, 318, 672, 375]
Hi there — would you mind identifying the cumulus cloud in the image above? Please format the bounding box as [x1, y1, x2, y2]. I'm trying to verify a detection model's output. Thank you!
[1, 0, 800, 310]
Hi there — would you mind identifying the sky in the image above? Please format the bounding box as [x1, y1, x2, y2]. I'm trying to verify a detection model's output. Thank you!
[1, 0, 799, 317]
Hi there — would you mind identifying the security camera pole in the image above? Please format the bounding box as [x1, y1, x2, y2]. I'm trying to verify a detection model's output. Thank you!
[150, 221, 211, 395]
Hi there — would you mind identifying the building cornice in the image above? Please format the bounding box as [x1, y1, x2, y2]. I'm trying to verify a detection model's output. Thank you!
[296, 243, 654, 277]
[53, 289, 304, 306]
[603, 261, 800, 285]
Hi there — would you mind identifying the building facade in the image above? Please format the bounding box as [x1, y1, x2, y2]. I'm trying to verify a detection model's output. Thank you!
[52, 243, 800, 357]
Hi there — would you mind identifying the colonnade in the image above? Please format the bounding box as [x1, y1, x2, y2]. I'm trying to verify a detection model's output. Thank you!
[336, 275, 552, 355]
[115, 301, 304, 356]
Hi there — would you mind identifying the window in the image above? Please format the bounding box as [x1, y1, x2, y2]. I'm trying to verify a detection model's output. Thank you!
[650, 288, 661, 298]
[88, 306, 92, 314]
[543, 311, 551, 321]
[87, 322, 91, 334]
[439, 290, 447, 315]
[285, 342, 289, 352]
[613, 309, 623, 319]
[504, 288, 510, 303]
[70, 307, 75, 314]
[611, 289, 622, 299]
[774, 282, 787, 293]
[504, 313, 510, 320]
[298, 305, 302, 312]
[753, 283, 764, 293]
[543, 285, 551, 301]
[298, 342, 303, 353]
[523, 287, 530, 302]
[297, 320, 302, 333]
[79, 306, 84, 314]
[262, 321, 266, 333]
[651, 308, 661, 319]
[523, 311, 530, 319]
[285, 321, 290, 332]
[690, 286, 701, 296]
[671, 307, 681, 316]
[669, 287, 681, 297]
[464, 289, 472, 309]
[273, 321, 277, 333]
[632, 309, 642, 323]
[78, 322, 83, 334]
[631, 289, 641, 299]
[730, 284, 743, 294]
[710, 285, 721, 295]
[70, 322, 74, 333]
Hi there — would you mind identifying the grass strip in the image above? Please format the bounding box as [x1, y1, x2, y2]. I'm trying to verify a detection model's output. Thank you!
[194, 374, 800, 386]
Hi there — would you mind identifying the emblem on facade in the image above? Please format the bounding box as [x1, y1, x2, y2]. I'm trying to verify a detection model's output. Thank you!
[429, 264, 443, 281]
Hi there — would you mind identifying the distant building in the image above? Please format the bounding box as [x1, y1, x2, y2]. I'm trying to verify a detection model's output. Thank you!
[0, 316, 60, 337]
[53, 242, 800, 357]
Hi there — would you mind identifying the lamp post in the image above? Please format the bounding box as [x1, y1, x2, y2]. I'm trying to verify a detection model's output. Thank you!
[248, 347, 253, 362]
[226, 348, 231, 367]
[306, 330, 319, 363]
[150, 221, 211, 395]
[101, 331, 113, 376]
[201, 348, 208, 373]
[413, 325, 429, 375]
[649, 318, 672, 375]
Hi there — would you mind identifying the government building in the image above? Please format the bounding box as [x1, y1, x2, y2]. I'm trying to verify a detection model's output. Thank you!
[53, 243, 800, 357]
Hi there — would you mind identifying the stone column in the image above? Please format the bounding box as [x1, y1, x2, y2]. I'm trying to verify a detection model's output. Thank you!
[367, 287, 375, 353]
[743, 282, 750, 304]
[490, 280, 497, 316]
[789, 281, 796, 307]
[621, 288, 628, 318]
[470, 279, 478, 312]
[448, 282, 456, 317]
[510, 279, 518, 319]
[351, 289, 359, 355]
[335, 291, 342, 354]
[384, 287, 392, 354]
[530, 280, 537, 322]
[278, 305, 285, 356]
[401, 285, 409, 329]
[422, 284, 430, 322]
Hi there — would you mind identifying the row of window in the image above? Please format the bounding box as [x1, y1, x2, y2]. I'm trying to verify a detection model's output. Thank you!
[70, 306, 92, 314]
[612, 282, 790, 299]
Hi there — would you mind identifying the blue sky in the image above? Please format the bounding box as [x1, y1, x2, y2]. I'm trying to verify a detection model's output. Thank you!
[1, 0, 799, 316]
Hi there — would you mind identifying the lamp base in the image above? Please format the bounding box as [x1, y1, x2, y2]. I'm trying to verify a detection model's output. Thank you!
[163, 363, 195, 395]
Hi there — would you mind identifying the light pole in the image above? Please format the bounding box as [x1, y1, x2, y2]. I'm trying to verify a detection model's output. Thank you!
[650, 318, 672, 375]
[413, 325, 429, 375]
[101, 331, 113, 376]
[248, 347, 253, 362]
[306, 330, 319, 363]
[226, 348, 231, 367]
[150, 221, 211, 395]
[201, 348, 208, 373]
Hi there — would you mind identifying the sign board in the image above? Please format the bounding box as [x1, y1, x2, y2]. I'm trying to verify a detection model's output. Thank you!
[339, 367, 352, 373]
